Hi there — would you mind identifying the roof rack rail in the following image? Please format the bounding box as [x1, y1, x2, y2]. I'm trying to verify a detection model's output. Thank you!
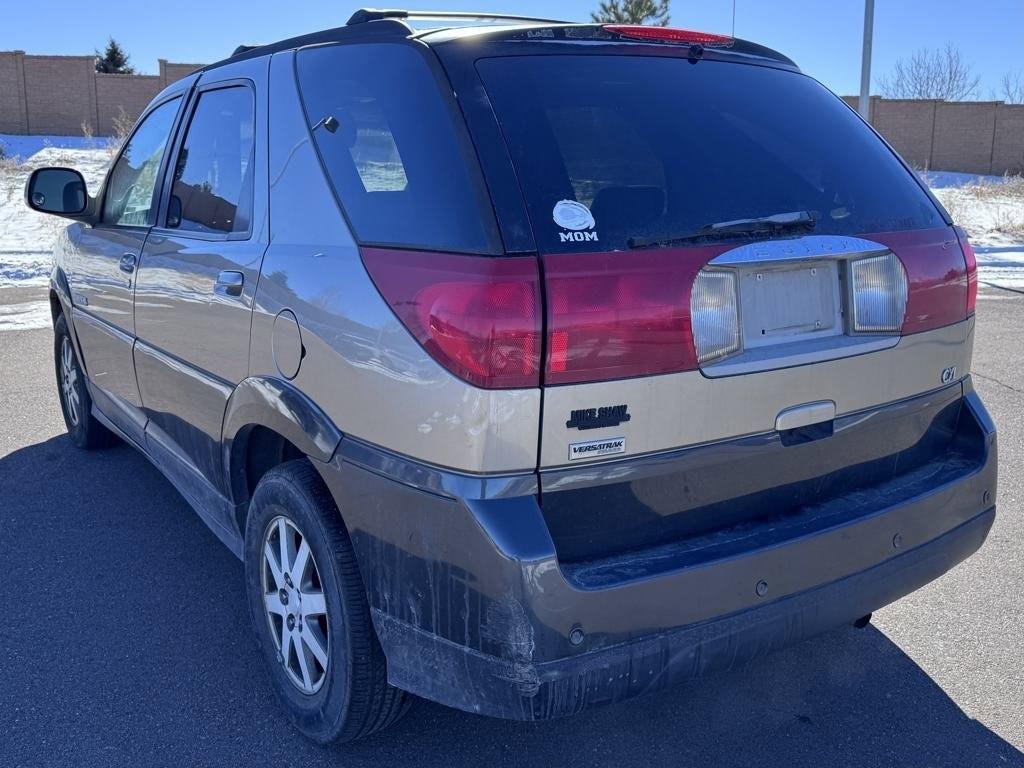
[346, 8, 570, 26]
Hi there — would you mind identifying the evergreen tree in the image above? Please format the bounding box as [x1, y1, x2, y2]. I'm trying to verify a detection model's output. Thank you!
[95, 38, 135, 74]
[591, 0, 670, 26]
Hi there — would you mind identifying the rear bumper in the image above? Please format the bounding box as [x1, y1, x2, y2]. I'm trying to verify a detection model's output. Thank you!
[373, 507, 994, 719]
[315, 378, 997, 720]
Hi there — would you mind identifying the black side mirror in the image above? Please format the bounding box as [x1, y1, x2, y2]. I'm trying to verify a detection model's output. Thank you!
[25, 167, 90, 217]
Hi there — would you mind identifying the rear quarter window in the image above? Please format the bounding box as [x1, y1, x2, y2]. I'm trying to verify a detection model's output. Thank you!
[296, 42, 499, 254]
[476, 55, 944, 254]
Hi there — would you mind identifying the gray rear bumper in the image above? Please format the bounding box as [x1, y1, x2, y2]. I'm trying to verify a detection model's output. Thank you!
[315, 379, 997, 720]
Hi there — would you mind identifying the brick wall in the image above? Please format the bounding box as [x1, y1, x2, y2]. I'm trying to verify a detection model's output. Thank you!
[2, 47, 1022, 175]
[0, 50, 201, 137]
[95, 73, 163, 135]
[847, 96, 1024, 175]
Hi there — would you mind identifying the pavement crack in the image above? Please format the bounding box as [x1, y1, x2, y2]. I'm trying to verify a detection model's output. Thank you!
[972, 371, 1024, 395]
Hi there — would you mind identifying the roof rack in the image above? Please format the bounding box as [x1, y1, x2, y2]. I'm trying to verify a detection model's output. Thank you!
[346, 8, 571, 26]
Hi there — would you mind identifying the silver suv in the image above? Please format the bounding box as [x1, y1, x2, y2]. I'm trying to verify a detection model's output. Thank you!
[27, 10, 997, 743]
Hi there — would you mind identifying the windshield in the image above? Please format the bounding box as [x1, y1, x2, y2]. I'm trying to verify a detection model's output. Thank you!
[476, 55, 944, 254]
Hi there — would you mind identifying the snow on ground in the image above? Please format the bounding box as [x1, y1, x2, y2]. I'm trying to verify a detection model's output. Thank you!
[0, 137, 1021, 331]
[0, 144, 112, 291]
[920, 171, 1024, 290]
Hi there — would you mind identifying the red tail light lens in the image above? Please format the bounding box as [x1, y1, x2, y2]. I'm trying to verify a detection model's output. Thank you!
[866, 228, 970, 335]
[604, 25, 734, 46]
[362, 248, 541, 389]
[543, 249, 717, 385]
[955, 227, 978, 315]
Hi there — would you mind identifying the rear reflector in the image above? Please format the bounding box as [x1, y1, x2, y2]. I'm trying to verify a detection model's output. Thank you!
[849, 252, 908, 333]
[361, 248, 541, 389]
[604, 25, 734, 46]
[543, 249, 718, 385]
[955, 226, 978, 315]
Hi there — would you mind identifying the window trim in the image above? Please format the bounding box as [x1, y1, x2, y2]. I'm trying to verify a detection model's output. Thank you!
[98, 93, 186, 231]
[152, 78, 258, 243]
[292, 40, 503, 256]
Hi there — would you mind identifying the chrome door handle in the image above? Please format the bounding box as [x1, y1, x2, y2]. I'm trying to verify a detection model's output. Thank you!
[118, 253, 136, 274]
[215, 270, 245, 297]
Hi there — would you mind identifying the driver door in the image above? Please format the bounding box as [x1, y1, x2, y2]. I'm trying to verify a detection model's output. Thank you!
[68, 94, 186, 441]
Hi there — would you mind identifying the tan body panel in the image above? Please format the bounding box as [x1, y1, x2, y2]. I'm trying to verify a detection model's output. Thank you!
[542, 317, 974, 468]
[247, 51, 540, 475]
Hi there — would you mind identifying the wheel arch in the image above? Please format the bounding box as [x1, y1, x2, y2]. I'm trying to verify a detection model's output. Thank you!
[222, 376, 343, 527]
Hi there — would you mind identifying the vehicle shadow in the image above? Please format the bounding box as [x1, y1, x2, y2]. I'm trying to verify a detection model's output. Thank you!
[1, 434, 1020, 768]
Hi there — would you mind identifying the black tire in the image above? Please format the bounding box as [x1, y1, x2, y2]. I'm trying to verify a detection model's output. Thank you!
[244, 459, 409, 743]
[54, 313, 117, 450]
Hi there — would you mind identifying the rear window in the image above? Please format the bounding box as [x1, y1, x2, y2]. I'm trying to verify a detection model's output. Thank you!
[476, 55, 943, 253]
[296, 43, 498, 253]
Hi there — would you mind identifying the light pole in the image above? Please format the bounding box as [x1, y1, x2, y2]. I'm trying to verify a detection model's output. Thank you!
[859, 0, 875, 122]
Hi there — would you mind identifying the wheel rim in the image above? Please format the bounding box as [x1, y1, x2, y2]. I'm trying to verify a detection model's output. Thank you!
[261, 516, 330, 694]
[60, 336, 81, 427]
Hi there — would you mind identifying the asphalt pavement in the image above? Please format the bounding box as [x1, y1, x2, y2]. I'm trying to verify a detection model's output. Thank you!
[1, 289, 1022, 767]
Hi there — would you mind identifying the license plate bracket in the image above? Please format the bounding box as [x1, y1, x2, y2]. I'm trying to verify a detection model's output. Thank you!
[738, 260, 842, 349]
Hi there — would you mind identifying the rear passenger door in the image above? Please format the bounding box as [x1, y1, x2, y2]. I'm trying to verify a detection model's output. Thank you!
[133, 60, 268, 502]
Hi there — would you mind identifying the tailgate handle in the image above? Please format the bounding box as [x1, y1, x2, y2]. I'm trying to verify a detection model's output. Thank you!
[776, 400, 836, 432]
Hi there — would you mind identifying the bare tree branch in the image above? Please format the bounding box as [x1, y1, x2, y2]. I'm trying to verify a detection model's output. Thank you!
[877, 44, 980, 101]
[997, 70, 1024, 104]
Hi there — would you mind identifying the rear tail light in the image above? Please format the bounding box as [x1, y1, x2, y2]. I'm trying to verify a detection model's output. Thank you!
[543, 250, 713, 385]
[604, 25, 734, 46]
[849, 252, 908, 333]
[955, 227, 978, 315]
[690, 270, 740, 363]
[361, 248, 541, 389]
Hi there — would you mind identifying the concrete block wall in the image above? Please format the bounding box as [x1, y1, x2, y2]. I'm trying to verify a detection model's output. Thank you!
[95, 73, 163, 135]
[1, 47, 1022, 175]
[22, 54, 97, 136]
[846, 95, 1024, 175]
[0, 50, 200, 137]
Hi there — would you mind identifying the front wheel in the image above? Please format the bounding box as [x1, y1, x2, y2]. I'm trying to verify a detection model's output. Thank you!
[54, 313, 116, 449]
[244, 460, 409, 743]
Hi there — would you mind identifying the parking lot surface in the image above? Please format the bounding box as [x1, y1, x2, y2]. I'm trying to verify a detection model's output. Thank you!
[1, 289, 1022, 768]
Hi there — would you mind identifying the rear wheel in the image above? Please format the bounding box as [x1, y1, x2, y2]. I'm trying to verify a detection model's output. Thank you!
[244, 460, 409, 743]
[54, 313, 116, 449]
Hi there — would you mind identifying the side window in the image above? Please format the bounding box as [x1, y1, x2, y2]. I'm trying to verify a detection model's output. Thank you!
[168, 86, 255, 235]
[295, 43, 497, 253]
[102, 97, 180, 226]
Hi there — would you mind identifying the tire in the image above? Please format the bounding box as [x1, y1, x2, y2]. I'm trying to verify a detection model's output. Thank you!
[244, 459, 409, 743]
[54, 313, 117, 450]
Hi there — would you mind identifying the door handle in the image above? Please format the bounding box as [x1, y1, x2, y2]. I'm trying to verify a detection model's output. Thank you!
[118, 253, 136, 274]
[215, 270, 245, 297]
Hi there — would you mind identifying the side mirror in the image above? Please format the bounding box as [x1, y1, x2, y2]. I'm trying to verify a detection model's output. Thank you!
[25, 167, 91, 218]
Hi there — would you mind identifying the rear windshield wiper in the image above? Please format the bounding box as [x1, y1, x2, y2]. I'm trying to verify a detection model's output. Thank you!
[628, 210, 817, 249]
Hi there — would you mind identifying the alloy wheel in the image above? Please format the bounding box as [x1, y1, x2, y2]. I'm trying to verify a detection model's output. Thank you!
[60, 336, 81, 427]
[261, 516, 331, 694]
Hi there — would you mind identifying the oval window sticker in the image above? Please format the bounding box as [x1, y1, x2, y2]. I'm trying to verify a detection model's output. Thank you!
[553, 200, 595, 231]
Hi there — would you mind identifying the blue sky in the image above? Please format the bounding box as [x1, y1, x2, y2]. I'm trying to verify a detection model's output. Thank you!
[2, 0, 1021, 97]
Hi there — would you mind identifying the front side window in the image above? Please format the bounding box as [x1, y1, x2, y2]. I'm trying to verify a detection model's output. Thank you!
[168, 86, 256, 235]
[102, 97, 180, 226]
[295, 43, 497, 253]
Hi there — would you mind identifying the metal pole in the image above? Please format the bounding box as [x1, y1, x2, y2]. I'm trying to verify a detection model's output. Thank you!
[732, 0, 736, 37]
[859, 0, 875, 122]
